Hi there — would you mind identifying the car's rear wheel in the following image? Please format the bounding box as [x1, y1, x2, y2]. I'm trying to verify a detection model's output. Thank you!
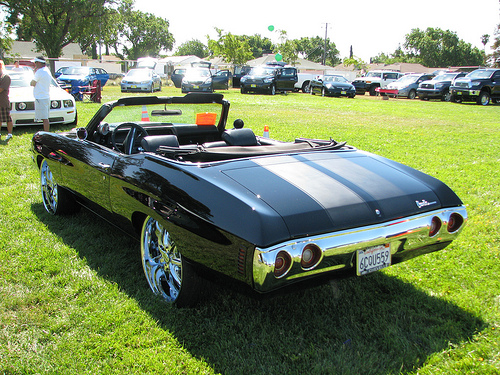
[442, 89, 451, 102]
[40, 160, 79, 215]
[477, 91, 490, 105]
[270, 84, 276, 95]
[141, 216, 202, 307]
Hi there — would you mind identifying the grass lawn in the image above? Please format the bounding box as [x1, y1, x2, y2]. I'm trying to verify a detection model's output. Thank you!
[0, 84, 499, 374]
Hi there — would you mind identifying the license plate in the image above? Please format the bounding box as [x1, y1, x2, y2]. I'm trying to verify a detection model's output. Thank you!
[357, 244, 391, 276]
[131, 85, 137, 88]
[341, 91, 346, 95]
[251, 84, 257, 88]
[457, 91, 462, 95]
[193, 85, 199, 89]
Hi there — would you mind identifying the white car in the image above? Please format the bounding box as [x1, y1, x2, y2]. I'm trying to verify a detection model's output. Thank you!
[7, 69, 77, 127]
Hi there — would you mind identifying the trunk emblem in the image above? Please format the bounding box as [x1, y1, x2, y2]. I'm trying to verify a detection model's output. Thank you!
[415, 199, 437, 208]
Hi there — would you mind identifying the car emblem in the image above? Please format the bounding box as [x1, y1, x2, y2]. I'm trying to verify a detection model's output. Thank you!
[415, 199, 437, 208]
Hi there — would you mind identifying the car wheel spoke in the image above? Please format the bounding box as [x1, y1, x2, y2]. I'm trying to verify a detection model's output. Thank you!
[141, 217, 183, 302]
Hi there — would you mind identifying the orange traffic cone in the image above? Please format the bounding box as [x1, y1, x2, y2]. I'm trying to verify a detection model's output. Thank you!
[141, 105, 150, 122]
[263, 125, 269, 138]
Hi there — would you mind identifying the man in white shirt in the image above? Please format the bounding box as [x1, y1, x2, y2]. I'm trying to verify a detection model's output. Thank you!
[30, 56, 51, 132]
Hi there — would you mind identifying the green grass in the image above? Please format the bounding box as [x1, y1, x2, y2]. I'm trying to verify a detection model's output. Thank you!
[1, 85, 499, 374]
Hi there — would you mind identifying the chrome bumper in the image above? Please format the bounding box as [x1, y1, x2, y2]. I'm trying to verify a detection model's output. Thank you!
[252, 206, 467, 292]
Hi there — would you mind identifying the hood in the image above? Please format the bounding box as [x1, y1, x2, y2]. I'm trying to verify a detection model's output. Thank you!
[10, 86, 73, 102]
[326, 82, 353, 89]
[59, 74, 89, 81]
[221, 150, 460, 239]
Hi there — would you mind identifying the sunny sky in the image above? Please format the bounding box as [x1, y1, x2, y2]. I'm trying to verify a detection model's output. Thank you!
[135, 0, 499, 62]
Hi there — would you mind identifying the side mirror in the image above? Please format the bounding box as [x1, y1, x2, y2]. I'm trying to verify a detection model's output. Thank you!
[76, 127, 87, 141]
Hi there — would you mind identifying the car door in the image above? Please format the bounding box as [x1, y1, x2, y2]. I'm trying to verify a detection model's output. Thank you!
[492, 70, 500, 97]
[276, 67, 297, 91]
[95, 68, 109, 87]
[171, 69, 186, 88]
[212, 70, 230, 90]
[59, 137, 118, 213]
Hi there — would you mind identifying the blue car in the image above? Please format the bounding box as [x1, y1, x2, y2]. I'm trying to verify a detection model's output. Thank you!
[57, 66, 109, 94]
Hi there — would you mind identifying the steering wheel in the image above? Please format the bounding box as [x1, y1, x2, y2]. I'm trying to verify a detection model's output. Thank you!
[111, 122, 148, 154]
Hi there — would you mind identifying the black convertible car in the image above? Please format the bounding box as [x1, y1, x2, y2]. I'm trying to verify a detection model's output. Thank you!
[32, 93, 467, 306]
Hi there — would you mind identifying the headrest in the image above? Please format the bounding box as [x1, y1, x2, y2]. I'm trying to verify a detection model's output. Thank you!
[141, 135, 179, 152]
[222, 128, 258, 146]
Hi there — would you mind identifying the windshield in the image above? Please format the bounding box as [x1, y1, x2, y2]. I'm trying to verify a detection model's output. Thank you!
[65, 67, 91, 75]
[9, 71, 58, 88]
[324, 75, 348, 83]
[125, 69, 152, 79]
[102, 102, 223, 128]
[184, 69, 211, 79]
[466, 70, 493, 79]
[396, 75, 419, 84]
[432, 73, 457, 81]
[248, 67, 275, 76]
[365, 72, 382, 78]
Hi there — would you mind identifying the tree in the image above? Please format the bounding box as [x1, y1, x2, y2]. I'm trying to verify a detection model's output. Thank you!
[295, 36, 341, 66]
[241, 34, 273, 59]
[175, 40, 209, 58]
[273, 29, 298, 66]
[403, 27, 484, 67]
[112, 3, 174, 60]
[0, 17, 12, 59]
[207, 28, 253, 65]
[1, 0, 112, 70]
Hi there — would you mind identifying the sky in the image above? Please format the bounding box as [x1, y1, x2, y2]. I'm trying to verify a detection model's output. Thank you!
[135, 0, 500, 62]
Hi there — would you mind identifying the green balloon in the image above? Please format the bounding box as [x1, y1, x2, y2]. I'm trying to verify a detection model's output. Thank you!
[268, 25, 274, 31]
[275, 53, 282, 62]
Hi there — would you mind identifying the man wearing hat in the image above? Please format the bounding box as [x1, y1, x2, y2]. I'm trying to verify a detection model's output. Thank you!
[30, 56, 52, 132]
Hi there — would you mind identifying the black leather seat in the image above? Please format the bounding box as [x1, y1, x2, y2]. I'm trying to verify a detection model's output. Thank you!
[221, 128, 258, 146]
[141, 135, 179, 152]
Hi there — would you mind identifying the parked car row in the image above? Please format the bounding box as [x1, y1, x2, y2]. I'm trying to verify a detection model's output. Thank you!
[352, 68, 500, 105]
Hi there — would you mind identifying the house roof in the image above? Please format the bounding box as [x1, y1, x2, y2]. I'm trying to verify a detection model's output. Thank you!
[6, 41, 83, 60]
[246, 54, 336, 72]
[160, 55, 201, 66]
[333, 62, 437, 74]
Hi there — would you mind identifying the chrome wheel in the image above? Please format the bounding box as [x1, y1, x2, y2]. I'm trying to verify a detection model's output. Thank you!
[40, 160, 79, 215]
[40, 160, 58, 215]
[141, 216, 201, 306]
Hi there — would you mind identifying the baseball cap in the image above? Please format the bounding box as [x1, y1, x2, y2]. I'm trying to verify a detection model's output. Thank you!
[32, 56, 46, 64]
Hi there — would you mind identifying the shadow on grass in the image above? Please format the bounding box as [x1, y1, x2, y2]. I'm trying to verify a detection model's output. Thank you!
[33, 204, 484, 375]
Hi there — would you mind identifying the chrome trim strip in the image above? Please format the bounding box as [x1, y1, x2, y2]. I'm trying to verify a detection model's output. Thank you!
[252, 206, 467, 292]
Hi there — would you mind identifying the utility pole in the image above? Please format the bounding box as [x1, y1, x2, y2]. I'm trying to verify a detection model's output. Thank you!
[322, 23, 329, 66]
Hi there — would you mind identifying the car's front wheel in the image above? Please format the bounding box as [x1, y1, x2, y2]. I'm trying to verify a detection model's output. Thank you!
[40, 160, 79, 215]
[408, 89, 417, 99]
[477, 91, 491, 105]
[141, 216, 202, 307]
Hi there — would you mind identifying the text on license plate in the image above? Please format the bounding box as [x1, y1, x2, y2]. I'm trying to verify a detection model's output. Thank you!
[357, 244, 391, 276]
[341, 91, 346, 95]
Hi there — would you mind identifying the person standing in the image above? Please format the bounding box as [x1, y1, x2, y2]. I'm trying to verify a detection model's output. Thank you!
[30, 56, 51, 132]
[0, 60, 13, 141]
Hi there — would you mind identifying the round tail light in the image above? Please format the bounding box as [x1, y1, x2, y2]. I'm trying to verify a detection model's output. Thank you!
[301, 243, 322, 269]
[447, 213, 464, 233]
[274, 251, 292, 278]
[429, 216, 442, 237]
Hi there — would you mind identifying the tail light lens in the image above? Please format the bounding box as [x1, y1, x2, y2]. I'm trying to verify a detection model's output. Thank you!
[447, 213, 464, 233]
[301, 243, 322, 269]
[274, 251, 292, 278]
[429, 216, 442, 237]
